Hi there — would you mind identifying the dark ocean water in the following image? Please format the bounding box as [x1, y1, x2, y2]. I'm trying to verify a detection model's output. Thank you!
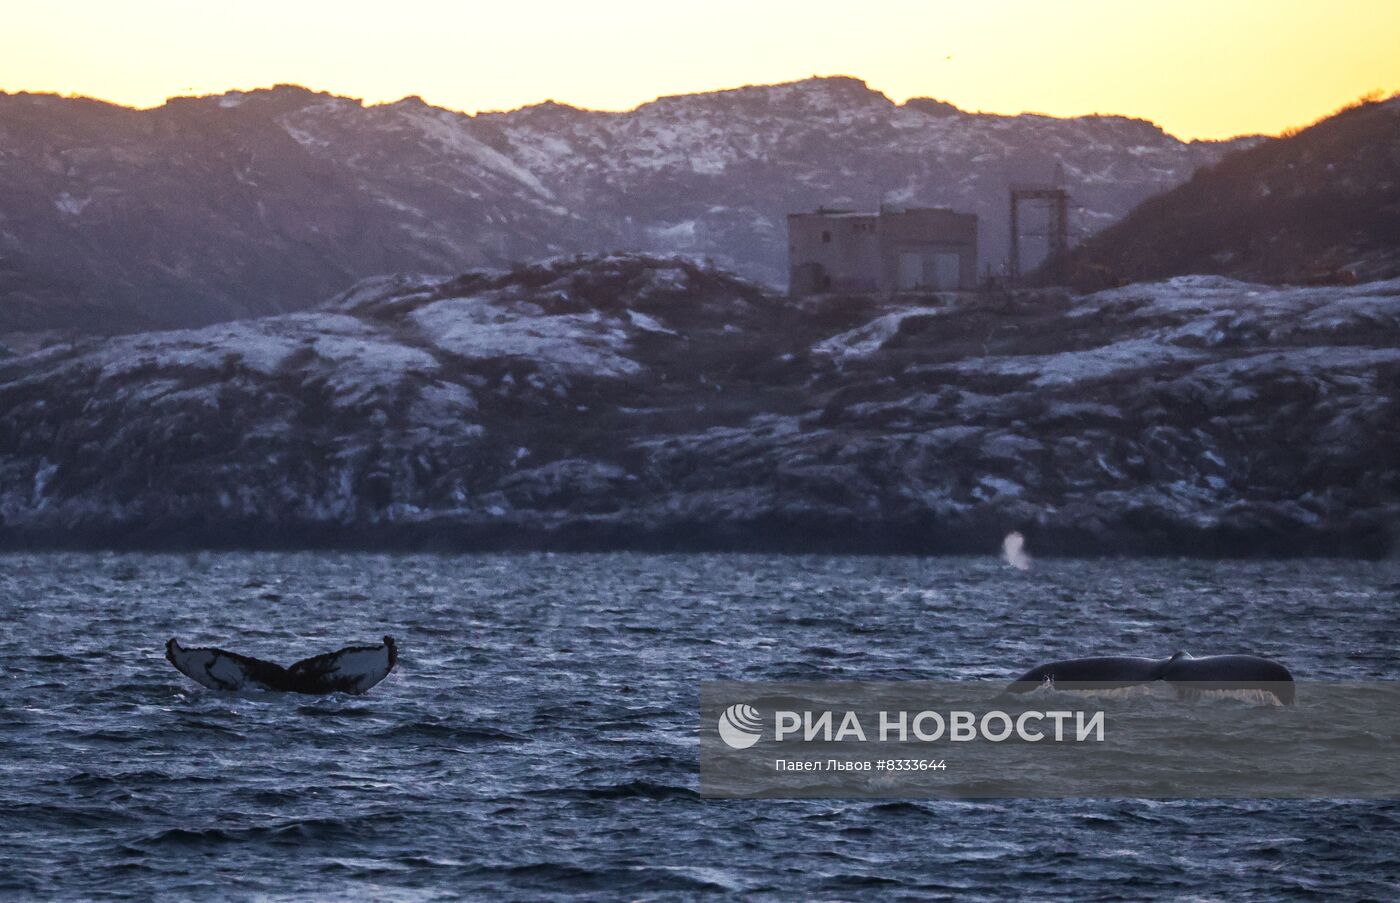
[1, 552, 1398, 900]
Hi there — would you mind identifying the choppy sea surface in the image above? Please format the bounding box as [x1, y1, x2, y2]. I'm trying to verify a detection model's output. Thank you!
[1, 552, 1397, 900]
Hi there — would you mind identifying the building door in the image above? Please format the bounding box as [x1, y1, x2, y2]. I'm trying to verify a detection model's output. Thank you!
[791, 262, 828, 296]
[933, 252, 961, 289]
[898, 252, 924, 291]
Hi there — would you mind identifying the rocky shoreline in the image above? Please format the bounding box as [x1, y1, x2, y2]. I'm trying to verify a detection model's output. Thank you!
[2, 256, 1397, 557]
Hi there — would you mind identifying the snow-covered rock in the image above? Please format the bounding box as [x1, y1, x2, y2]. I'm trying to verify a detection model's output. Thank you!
[0, 257, 1396, 556]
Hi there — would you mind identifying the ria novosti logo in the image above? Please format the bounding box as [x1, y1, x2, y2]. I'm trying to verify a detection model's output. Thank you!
[717, 703, 763, 749]
[716, 701, 1107, 749]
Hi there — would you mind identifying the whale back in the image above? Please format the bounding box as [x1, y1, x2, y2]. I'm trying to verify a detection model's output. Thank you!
[1007, 655, 1165, 693]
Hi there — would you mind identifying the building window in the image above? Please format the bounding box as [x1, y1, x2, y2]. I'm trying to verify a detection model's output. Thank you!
[821, 231, 831, 243]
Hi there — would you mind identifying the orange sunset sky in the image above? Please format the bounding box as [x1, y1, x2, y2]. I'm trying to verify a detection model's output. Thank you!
[4, 0, 1399, 140]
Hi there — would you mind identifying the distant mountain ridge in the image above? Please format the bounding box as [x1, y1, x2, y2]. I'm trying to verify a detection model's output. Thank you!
[0, 77, 1249, 332]
[1059, 94, 1400, 288]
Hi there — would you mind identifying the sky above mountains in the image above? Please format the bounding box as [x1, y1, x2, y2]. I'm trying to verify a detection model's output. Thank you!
[4, 0, 1399, 140]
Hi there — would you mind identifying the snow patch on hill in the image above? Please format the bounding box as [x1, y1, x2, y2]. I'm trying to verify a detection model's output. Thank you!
[411, 297, 640, 378]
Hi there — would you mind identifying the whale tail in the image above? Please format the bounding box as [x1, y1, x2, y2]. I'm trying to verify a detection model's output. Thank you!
[286, 636, 397, 695]
[1162, 653, 1294, 705]
[166, 638, 290, 692]
[1004, 653, 1294, 705]
[166, 636, 397, 695]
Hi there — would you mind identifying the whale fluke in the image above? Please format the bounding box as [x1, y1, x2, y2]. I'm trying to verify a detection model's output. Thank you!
[166, 636, 397, 695]
[1005, 651, 1294, 705]
[1160, 652, 1295, 705]
[284, 637, 398, 695]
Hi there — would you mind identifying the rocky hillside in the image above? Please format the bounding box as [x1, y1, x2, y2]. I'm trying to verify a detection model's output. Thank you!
[1, 256, 1397, 556]
[1060, 94, 1400, 289]
[0, 78, 1247, 332]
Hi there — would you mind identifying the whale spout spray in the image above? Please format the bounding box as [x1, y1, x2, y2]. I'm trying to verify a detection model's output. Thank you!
[1002, 531, 1031, 570]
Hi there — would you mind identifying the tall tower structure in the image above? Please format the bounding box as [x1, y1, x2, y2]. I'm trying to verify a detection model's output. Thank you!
[1008, 185, 1070, 282]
